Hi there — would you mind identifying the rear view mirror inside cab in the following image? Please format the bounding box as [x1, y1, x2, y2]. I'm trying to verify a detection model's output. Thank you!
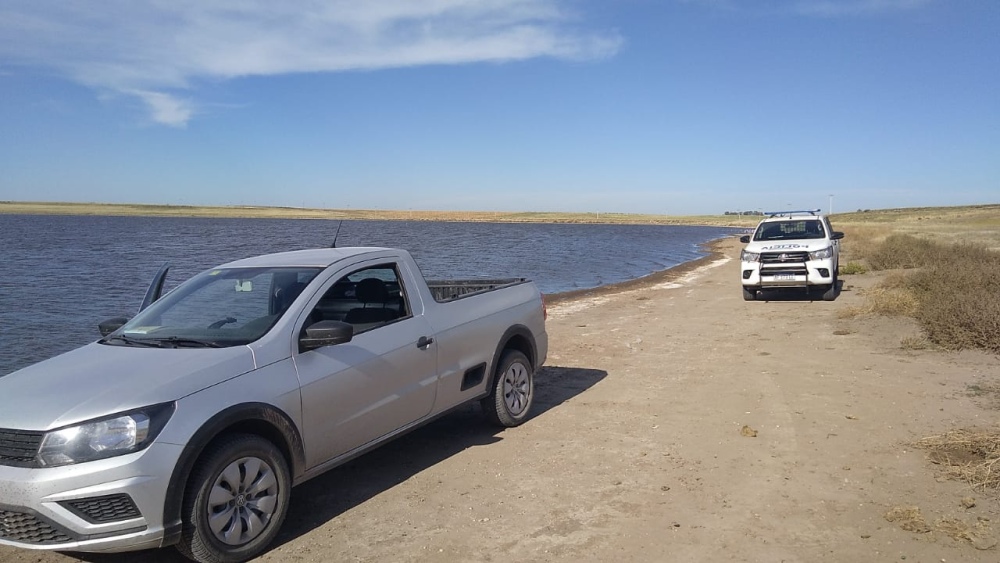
[235, 280, 253, 292]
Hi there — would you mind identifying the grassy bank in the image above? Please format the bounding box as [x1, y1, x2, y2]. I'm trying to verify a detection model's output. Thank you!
[835, 204, 1000, 249]
[0, 201, 761, 227]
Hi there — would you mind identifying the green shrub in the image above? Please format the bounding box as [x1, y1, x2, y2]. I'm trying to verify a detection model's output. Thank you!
[840, 262, 868, 275]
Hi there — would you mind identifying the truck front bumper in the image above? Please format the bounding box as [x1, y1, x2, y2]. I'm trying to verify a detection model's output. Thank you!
[741, 258, 836, 289]
[0, 441, 184, 554]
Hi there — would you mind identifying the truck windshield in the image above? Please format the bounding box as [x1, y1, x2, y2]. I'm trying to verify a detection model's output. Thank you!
[754, 220, 825, 241]
[106, 267, 322, 348]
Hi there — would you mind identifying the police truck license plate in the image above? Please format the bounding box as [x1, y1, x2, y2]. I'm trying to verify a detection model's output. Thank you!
[774, 274, 794, 281]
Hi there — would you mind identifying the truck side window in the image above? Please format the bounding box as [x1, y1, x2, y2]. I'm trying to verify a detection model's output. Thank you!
[307, 264, 411, 333]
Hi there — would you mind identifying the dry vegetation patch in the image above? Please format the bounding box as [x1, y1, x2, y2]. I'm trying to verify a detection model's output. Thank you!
[883, 505, 997, 548]
[844, 231, 1000, 354]
[917, 429, 1000, 495]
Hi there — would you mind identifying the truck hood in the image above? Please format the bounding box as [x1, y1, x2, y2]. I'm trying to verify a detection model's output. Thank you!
[744, 240, 831, 253]
[0, 343, 257, 431]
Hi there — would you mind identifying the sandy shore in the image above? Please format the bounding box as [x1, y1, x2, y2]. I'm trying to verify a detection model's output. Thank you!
[4, 236, 999, 563]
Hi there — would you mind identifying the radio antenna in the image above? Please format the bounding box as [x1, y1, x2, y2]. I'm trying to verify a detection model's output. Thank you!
[331, 220, 344, 248]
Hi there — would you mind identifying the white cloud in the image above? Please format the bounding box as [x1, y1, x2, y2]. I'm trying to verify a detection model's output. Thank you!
[129, 90, 195, 128]
[0, 1, 621, 126]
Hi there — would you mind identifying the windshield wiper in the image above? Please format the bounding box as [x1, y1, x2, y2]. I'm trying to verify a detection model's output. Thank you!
[143, 336, 223, 348]
[100, 335, 166, 348]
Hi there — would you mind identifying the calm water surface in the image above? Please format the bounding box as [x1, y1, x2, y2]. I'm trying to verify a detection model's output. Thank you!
[0, 214, 736, 375]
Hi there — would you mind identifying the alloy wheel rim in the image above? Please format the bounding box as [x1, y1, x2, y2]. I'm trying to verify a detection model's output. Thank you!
[206, 456, 279, 545]
[502, 362, 530, 415]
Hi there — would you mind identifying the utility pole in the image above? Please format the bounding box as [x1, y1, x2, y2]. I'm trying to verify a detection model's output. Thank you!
[829, 194, 834, 215]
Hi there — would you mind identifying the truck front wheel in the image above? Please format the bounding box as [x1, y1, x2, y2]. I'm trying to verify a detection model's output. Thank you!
[742, 287, 757, 301]
[482, 350, 534, 427]
[177, 433, 291, 563]
[822, 271, 839, 301]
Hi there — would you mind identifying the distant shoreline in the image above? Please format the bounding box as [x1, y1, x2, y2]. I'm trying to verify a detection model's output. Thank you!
[0, 200, 758, 227]
[545, 238, 730, 304]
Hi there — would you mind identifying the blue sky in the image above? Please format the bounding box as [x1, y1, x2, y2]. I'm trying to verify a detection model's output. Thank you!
[1, 0, 997, 215]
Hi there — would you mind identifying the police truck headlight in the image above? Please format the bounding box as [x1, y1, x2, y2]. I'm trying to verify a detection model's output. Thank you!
[808, 247, 833, 260]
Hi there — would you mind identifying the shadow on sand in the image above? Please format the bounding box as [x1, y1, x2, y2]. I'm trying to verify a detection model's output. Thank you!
[752, 280, 844, 303]
[63, 365, 606, 563]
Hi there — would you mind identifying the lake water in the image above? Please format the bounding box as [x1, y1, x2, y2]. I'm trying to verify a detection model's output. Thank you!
[0, 214, 736, 375]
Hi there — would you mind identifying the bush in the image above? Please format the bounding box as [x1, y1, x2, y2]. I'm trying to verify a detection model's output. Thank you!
[906, 243, 1000, 353]
[863, 234, 941, 270]
[840, 262, 868, 275]
[855, 236, 1000, 354]
[858, 286, 919, 316]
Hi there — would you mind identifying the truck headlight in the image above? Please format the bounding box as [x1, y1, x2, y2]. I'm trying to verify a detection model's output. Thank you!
[37, 403, 174, 467]
[809, 246, 833, 260]
[741, 249, 760, 262]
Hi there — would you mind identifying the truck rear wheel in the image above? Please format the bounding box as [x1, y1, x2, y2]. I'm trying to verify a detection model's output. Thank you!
[482, 350, 534, 427]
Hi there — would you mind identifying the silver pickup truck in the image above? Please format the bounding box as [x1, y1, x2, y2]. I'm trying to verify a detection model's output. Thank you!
[0, 246, 547, 563]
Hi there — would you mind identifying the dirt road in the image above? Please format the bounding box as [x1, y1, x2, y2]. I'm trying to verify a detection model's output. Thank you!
[5, 236, 999, 562]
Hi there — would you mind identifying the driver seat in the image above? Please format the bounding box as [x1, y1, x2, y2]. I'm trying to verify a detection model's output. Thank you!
[344, 278, 396, 325]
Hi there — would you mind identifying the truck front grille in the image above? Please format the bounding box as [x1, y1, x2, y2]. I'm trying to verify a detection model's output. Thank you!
[0, 509, 73, 544]
[61, 494, 141, 523]
[0, 428, 43, 467]
[761, 251, 809, 264]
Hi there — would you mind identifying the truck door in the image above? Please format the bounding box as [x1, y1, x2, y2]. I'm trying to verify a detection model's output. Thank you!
[293, 263, 438, 468]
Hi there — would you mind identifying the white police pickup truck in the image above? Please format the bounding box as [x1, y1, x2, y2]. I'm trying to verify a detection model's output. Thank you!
[739, 210, 845, 301]
[0, 246, 547, 563]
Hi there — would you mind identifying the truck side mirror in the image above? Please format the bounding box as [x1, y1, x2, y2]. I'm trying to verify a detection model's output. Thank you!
[98, 317, 129, 337]
[831, 232, 845, 240]
[299, 320, 354, 352]
[739, 235, 751, 243]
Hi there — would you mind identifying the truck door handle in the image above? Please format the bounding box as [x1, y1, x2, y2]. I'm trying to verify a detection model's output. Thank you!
[416, 336, 434, 349]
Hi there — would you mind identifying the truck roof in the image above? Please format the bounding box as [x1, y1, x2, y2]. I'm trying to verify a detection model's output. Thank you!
[761, 209, 824, 221]
[218, 247, 394, 269]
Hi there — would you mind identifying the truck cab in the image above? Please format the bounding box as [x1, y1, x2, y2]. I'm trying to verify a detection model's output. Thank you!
[738, 210, 845, 301]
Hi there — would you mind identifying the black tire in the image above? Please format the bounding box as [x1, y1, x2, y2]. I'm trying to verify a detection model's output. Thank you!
[742, 287, 757, 301]
[481, 350, 534, 427]
[822, 271, 838, 301]
[176, 434, 291, 563]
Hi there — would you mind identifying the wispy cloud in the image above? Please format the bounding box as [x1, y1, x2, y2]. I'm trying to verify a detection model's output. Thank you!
[0, 1, 621, 126]
[128, 90, 196, 128]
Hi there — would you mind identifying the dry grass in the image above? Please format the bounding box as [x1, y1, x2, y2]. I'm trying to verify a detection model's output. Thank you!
[0, 201, 762, 227]
[844, 229, 1000, 354]
[854, 286, 920, 316]
[884, 503, 997, 548]
[839, 261, 867, 275]
[899, 335, 933, 350]
[934, 517, 996, 550]
[884, 506, 931, 533]
[835, 204, 1000, 250]
[917, 429, 1000, 495]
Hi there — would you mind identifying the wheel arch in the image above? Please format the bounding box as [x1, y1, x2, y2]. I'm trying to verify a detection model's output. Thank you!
[160, 402, 305, 546]
[486, 325, 538, 385]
